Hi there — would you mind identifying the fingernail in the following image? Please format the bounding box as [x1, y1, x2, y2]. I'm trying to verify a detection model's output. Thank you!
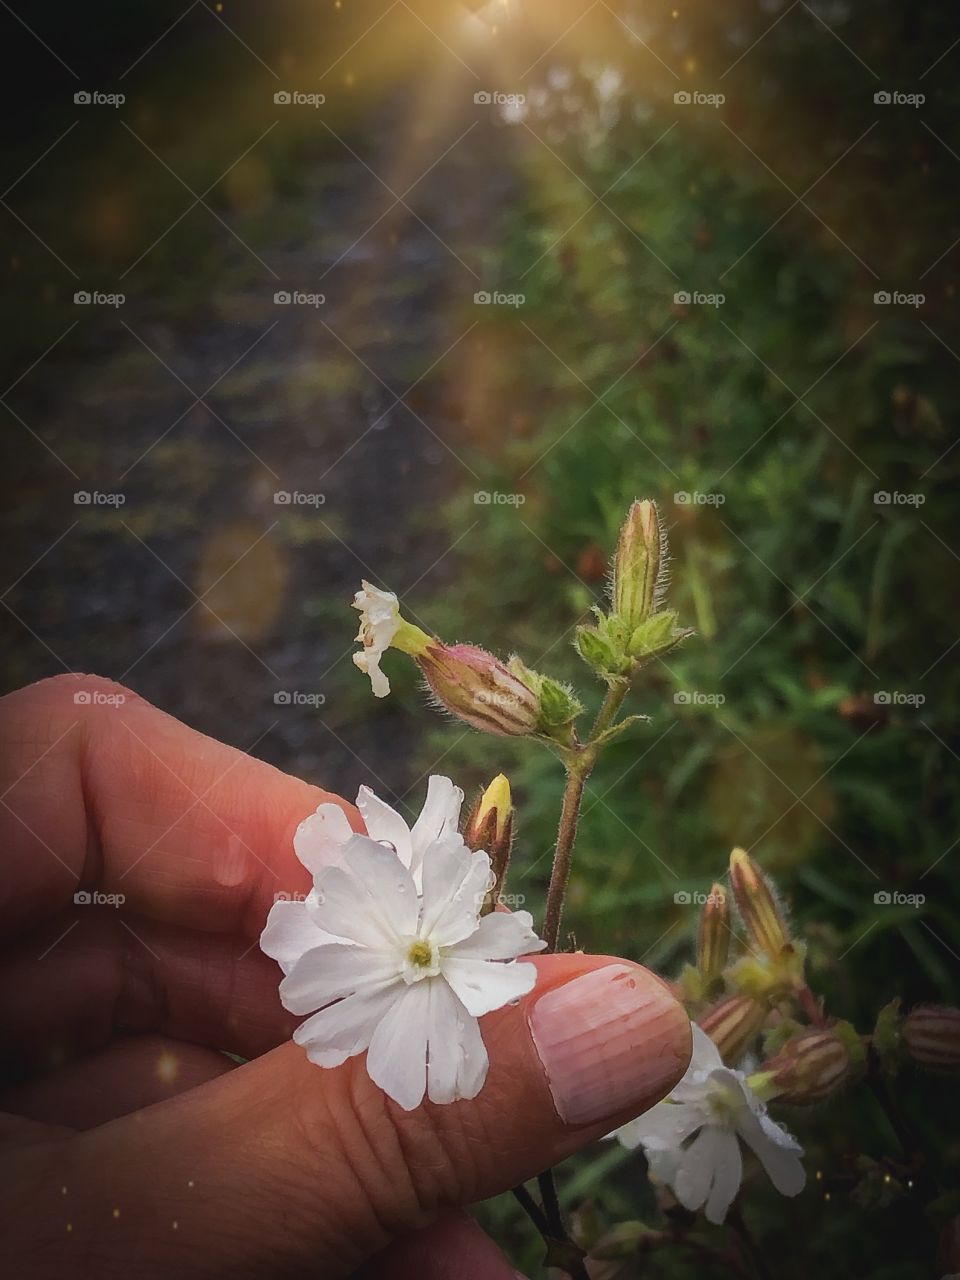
[528, 963, 690, 1127]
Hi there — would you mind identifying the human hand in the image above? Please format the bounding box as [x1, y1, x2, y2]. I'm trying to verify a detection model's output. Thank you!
[0, 675, 691, 1278]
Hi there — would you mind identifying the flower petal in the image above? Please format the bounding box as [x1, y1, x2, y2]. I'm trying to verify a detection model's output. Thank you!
[425, 980, 488, 1105]
[311, 836, 418, 947]
[447, 909, 545, 961]
[279, 943, 399, 1016]
[701, 1129, 743, 1224]
[293, 803, 355, 877]
[294, 980, 400, 1068]
[410, 775, 464, 865]
[366, 980, 431, 1110]
[419, 840, 492, 946]
[441, 957, 537, 1018]
[260, 897, 328, 975]
[736, 1103, 806, 1198]
[613, 1099, 705, 1151]
[356, 787, 414, 867]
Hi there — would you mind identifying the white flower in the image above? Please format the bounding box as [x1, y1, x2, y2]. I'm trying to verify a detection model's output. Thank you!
[613, 1025, 805, 1223]
[352, 581, 401, 697]
[262, 775, 466, 973]
[262, 832, 544, 1110]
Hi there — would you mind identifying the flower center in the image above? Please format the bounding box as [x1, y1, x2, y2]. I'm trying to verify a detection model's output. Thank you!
[407, 940, 434, 968]
[401, 936, 440, 983]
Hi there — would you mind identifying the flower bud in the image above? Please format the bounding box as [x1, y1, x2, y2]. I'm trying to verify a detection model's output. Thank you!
[758, 1022, 865, 1104]
[627, 609, 692, 661]
[463, 773, 514, 914]
[903, 1005, 960, 1071]
[697, 883, 730, 986]
[418, 642, 541, 736]
[613, 499, 666, 628]
[698, 994, 767, 1064]
[729, 847, 789, 959]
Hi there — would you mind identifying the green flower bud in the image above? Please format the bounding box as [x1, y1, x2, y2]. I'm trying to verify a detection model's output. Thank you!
[613, 499, 667, 628]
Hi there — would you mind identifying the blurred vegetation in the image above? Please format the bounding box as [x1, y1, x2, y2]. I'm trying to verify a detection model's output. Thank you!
[3, 1, 958, 1276]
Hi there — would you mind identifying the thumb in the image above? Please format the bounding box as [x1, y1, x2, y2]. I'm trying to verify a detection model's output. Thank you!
[22, 953, 689, 1277]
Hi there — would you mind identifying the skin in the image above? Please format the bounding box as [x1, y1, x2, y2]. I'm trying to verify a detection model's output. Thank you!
[0, 674, 691, 1278]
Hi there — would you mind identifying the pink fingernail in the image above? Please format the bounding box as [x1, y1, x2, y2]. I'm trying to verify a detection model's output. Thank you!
[528, 963, 690, 1127]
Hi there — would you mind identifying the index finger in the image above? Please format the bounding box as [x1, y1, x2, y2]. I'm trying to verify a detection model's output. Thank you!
[0, 674, 362, 939]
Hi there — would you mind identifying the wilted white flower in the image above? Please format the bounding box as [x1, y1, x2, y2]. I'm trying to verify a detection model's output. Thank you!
[352, 581, 401, 697]
[613, 1025, 805, 1222]
[262, 832, 544, 1109]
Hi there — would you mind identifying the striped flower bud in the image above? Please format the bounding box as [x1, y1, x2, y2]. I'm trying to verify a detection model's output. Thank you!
[903, 1005, 960, 1071]
[463, 773, 514, 915]
[613, 499, 667, 628]
[729, 847, 789, 959]
[758, 1022, 864, 1104]
[697, 883, 730, 985]
[698, 994, 767, 1065]
[418, 642, 541, 736]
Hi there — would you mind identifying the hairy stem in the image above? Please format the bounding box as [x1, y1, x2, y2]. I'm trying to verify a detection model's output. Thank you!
[542, 682, 629, 951]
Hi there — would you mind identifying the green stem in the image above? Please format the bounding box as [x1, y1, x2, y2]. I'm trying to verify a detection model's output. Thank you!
[542, 682, 629, 952]
[727, 1203, 774, 1280]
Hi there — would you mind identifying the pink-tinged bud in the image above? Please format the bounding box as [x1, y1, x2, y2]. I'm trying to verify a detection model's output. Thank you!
[698, 994, 767, 1064]
[417, 642, 541, 736]
[613, 499, 667, 628]
[697, 883, 730, 984]
[463, 773, 514, 914]
[903, 1005, 960, 1071]
[729, 847, 789, 959]
[759, 1022, 864, 1104]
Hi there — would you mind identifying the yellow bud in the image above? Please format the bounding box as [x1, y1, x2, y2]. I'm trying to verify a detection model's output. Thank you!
[463, 774, 514, 915]
[729, 847, 789, 959]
